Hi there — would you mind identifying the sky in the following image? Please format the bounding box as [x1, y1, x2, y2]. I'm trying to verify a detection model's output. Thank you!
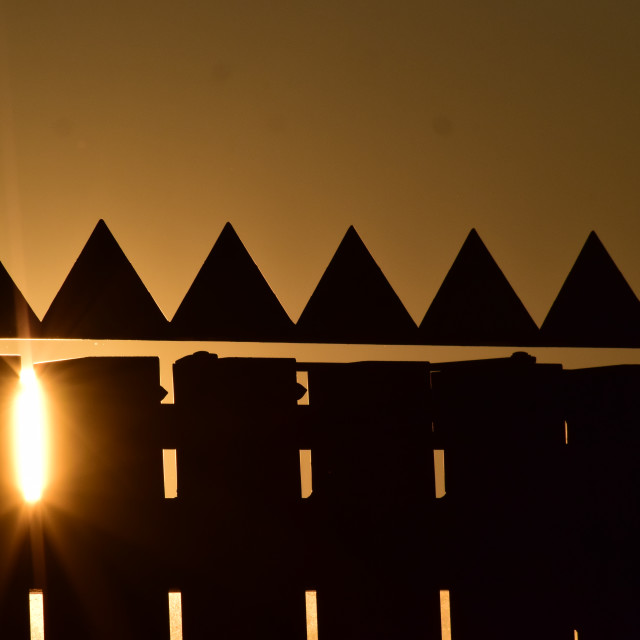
[2, 7, 637, 633]
[0, 1, 639, 371]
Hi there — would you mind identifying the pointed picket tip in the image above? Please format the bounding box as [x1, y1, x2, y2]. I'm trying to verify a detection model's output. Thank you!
[540, 231, 640, 347]
[419, 229, 539, 346]
[0, 262, 41, 337]
[296, 226, 417, 344]
[170, 222, 294, 341]
[41, 219, 169, 339]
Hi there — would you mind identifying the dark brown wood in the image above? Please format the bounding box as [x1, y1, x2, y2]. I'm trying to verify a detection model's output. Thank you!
[41, 220, 169, 339]
[296, 226, 417, 344]
[419, 229, 539, 345]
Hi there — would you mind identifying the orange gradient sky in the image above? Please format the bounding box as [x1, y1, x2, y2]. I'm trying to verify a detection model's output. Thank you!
[0, 1, 639, 331]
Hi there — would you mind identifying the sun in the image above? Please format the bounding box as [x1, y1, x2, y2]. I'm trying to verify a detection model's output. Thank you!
[14, 367, 48, 503]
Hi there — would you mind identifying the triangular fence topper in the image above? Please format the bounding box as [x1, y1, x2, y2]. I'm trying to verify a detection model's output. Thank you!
[1, 221, 637, 345]
[171, 222, 294, 341]
[540, 232, 640, 347]
[41, 220, 169, 339]
[419, 229, 539, 346]
[295, 226, 418, 344]
[0, 262, 40, 338]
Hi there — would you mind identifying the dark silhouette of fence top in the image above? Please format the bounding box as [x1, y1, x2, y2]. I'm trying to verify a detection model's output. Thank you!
[2, 220, 639, 345]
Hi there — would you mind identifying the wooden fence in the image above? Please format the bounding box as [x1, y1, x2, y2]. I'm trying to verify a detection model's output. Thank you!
[0, 351, 636, 638]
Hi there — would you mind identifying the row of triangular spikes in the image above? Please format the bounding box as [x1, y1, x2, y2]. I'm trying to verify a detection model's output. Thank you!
[2, 221, 639, 346]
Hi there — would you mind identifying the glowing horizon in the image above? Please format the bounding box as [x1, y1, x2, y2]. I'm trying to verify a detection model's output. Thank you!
[14, 367, 47, 503]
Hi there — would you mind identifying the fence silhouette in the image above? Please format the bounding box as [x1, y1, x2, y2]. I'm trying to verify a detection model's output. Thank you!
[0, 351, 637, 638]
[1, 220, 639, 345]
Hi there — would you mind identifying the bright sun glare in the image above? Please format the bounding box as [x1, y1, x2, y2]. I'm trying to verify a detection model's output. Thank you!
[14, 367, 47, 503]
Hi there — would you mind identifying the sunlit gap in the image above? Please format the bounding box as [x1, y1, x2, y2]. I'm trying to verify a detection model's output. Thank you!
[434, 449, 446, 498]
[14, 367, 48, 503]
[305, 590, 318, 640]
[440, 590, 452, 640]
[168, 591, 183, 640]
[29, 589, 45, 640]
[163, 449, 178, 499]
[299, 449, 312, 498]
